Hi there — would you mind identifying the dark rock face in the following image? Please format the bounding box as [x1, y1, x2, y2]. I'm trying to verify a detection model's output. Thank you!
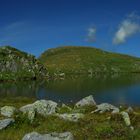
[0, 46, 48, 80]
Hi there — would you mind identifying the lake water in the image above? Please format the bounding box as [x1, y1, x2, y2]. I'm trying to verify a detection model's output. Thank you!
[0, 74, 140, 106]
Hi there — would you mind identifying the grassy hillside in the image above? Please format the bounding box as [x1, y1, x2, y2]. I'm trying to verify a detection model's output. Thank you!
[39, 46, 140, 75]
[0, 46, 48, 81]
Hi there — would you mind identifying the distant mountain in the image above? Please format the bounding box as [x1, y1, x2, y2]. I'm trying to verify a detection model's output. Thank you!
[39, 46, 140, 75]
[0, 46, 48, 81]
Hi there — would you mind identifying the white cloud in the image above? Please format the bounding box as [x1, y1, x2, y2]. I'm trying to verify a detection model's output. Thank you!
[86, 27, 96, 42]
[113, 13, 140, 45]
[127, 11, 140, 20]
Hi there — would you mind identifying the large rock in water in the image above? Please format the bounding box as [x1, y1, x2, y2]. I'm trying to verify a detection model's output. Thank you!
[22, 132, 74, 140]
[20, 100, 58, 117]
[0, 46, 48, 80]
[0, 118, 14, 130]
[0, 106, 17, 117]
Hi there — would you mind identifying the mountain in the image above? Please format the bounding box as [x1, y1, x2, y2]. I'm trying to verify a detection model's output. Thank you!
[0, 46, 48, 81]
[39, 46, 140, 75]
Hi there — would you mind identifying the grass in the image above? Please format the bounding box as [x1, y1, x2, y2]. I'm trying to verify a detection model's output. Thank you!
[0, 100, 140, 140]
[39, 46, 140, 75]
[0, 97, 36, 108]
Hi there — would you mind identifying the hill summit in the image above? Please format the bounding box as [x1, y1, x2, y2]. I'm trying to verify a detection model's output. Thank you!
[0, 46, 48, 81]
[39, 46, 140, 74]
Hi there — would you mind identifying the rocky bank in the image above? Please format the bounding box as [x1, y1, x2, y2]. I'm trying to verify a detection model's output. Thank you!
[0, 46, 48, 81]
[0, 95, 137, 140]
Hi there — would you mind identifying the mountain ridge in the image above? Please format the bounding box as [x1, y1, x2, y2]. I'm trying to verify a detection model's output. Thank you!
[39, 46, 140, 74]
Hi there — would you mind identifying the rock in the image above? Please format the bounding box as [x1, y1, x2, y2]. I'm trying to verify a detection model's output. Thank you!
[20, 100, 58, 117]
[121, 111, 131, 126]
[28, 109, 35, 122]
[1, 106, 17, 117]
[130, 126, 134, 131]
[0, 118, 14, 130]
[59, 73, 65, 77]
[92, 103, 119, 114]
[22, 132, 74, 140]
[62, 104, 72, 111]
[20, 104, 34, 113]
[56, 113, 84, 122]
[33, 100, 58, 116]
[126, 107, 133, 113]
[75, 95, 96, 107]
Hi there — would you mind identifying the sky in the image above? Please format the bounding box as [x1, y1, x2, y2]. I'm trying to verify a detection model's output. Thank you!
[0, 0, 140, 57]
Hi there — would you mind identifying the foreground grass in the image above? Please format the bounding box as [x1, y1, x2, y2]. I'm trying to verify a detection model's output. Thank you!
[0, 97, 36, 108]
[0, 100, 140, 140]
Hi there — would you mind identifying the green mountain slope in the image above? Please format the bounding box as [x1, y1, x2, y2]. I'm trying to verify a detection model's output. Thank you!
[39, 46, 140, 74]
[0, 46, 48, 81]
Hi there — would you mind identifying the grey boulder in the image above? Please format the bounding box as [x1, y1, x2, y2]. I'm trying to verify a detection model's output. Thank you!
[20, 100, 58, 117]
[75, 95, 96, 107]
[93, 103, 119, 114]
[22, 132, 74, 140]
[1, 106, 17, 117]
[0, 118, 14, 130]
[121, 111, 131, 126]
[56, 113, 84, 122]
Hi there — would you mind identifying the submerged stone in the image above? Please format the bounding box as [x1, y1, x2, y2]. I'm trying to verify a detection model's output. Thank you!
[22, 132, 74, 140]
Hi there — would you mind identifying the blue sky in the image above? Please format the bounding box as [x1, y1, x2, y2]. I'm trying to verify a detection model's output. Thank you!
[0, 0, 140, 57]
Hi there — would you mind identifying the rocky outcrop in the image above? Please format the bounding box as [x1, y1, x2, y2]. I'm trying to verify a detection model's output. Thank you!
[20, 100, 58, 117]
[56, 113, 84, 122]
[92, 103, 119, 114]
[22, 132, 74, 140]
[75, 95, 96, 107]
[0, 118, 14, 130]
[0, 46, 48, 80]
[0, 106, 17, 117]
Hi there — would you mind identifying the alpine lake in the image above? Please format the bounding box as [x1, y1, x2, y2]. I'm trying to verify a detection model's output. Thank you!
[1, 73, 140, 106]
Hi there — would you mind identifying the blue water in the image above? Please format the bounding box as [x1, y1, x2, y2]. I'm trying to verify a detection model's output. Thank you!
[0, 74, 140, 106]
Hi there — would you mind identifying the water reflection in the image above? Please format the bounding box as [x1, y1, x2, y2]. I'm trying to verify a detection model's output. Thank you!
[0, 74, 140, 106]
